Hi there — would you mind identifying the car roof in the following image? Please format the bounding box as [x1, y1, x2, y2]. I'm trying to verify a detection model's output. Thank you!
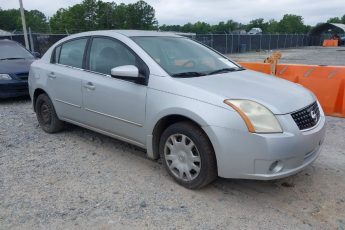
[0, 39, 21, 45]
[73, 30, 182, 38]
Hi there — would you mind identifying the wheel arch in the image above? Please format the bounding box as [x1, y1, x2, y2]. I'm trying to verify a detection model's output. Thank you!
[150, 112, 216, 161]
[33, 88, 48, 112]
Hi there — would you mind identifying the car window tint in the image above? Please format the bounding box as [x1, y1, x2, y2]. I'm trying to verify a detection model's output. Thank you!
[89, 37, 136, 75]
[59, 38, 87, 68]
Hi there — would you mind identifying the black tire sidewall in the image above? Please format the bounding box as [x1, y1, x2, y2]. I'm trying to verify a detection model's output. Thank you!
[35, 94, 63, 133]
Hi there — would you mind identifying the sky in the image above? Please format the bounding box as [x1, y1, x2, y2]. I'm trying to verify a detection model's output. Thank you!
[1, 0, 344, 26]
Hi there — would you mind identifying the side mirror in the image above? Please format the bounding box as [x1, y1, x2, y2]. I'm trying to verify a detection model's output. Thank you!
[32, 52, 41, 58]
[111, 65, 139, 78]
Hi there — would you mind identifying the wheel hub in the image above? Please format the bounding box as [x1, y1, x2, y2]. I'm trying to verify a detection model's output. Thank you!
[178, 151, 186, 162]
[164, 134, 201, 181]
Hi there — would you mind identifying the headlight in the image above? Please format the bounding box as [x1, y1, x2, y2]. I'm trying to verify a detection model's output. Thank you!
[224, 99, 282, 133]
[0, 74, 12, 80]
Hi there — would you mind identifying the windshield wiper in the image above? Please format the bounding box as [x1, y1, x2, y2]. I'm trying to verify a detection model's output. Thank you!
[171, 72, 206, 78]
[207, 67, 245, 75]
[0, 57, 25, 61]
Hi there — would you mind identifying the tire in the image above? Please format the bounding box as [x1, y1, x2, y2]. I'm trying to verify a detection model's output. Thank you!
[35, 93, 64, 133]
[159, 121, 217, 189]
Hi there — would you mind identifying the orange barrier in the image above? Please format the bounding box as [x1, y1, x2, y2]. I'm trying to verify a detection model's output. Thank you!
[239, 62, 345, 118]
[239, 62, 272, 74]
[323, 39, 338, 47]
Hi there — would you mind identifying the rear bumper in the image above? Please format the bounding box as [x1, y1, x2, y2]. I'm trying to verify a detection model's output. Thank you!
[203, 114, 326, 180]
[0, 81, 28, 98]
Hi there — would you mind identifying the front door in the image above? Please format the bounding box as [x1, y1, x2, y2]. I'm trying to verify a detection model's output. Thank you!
[82, 37, 147, 144]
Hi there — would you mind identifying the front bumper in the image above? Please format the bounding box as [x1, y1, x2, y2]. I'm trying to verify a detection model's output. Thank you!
[0, 81, 29, 98]
[203, 113, 326, 180]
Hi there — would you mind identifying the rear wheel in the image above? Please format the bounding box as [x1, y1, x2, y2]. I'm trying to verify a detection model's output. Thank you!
[35, 94, 64, 133]
[159, 121, 217, 189]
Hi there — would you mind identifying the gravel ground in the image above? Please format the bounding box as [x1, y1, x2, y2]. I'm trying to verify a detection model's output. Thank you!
[0, 97, 345, 230]
[229, 46, 345, 66]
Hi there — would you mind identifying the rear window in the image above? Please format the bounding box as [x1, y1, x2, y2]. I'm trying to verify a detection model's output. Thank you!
[57, 38, 87, 68]
[0, 41, 34, 60]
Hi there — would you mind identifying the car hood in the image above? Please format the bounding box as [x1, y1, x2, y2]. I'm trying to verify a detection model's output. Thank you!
[0, 59, 34, 74]
[175, 70, 315, 114]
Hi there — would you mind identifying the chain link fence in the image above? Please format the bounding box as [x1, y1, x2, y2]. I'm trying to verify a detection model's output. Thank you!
[189, 34, 323, 54]
[0, 33, 66, 55]
[0, 33, 323, 55]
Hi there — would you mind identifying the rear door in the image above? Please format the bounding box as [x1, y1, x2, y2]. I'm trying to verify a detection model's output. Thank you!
[81, 36, 148, 145]
[47, 37, 88, 122]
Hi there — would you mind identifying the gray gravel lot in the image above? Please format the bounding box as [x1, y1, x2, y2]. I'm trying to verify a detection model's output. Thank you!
[1, 97, 345, 230]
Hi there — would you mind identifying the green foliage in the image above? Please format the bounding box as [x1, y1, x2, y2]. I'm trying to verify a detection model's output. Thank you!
[49, 0, 157, 33]
[0, 8, 48, 32]
[159, 15, 312, 34]
[266, 19, 279, 33]
[327, 15, 345, 24]
[327, 17, 342, 23]
[126, 0, 158, 29]
[276, 14, 309, 33]
[159, 20, 243, 34]
[246, 18, 267, 31]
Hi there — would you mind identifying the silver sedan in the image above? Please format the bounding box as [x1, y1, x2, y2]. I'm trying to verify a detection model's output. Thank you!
[29, 30, 326, 189]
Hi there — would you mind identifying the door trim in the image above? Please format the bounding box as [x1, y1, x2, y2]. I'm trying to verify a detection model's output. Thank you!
[61, 117, 145, 148]
[55, 99, 81, 108]
[85, 108, 143, 127]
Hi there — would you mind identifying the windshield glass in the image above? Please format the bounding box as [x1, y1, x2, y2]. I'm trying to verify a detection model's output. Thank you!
[0, 42, 34, 60]
[131, 36, 240, 77]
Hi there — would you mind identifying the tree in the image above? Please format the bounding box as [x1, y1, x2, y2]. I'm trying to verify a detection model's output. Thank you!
[27, 10, 49, 32]
[277, 14, 309, 33]
[49, 0, 157, 33]
[126, 0, 157, 29]
[159, 24, 181, 32]
[327, 17, 342, 23]
[246, 18, 267, 32]
[0, 8, 48, 32]
[211, 20, 241, 33]
[266, 19, 279, 33]
[96, 1, 116, 29]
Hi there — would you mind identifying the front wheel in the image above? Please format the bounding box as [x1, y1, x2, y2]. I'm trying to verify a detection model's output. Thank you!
[35, 94, 64, 133]
[159, 122, 217, 189]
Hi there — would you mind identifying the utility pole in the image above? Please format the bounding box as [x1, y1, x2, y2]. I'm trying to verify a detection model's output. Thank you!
[19, 0, 29, 50]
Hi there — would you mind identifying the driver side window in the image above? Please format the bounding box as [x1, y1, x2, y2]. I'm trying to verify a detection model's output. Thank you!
[89, 37, 136, 75]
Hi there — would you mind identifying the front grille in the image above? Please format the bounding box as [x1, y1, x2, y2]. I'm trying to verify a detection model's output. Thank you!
[15, 73, 29, 80]
[291, 102, 320, 130]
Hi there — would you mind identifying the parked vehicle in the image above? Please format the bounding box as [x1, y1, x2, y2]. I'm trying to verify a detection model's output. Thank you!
[248, 28, 262, 35]
[29, 30, 326, 189]
[0, 39, 39, 98]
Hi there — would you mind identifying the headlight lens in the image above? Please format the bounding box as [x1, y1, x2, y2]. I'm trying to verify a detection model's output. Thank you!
[224, 99, 282, 133]
[0, 74, 12, 80]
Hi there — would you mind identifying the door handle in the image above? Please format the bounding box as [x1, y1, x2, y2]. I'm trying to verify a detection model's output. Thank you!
[48, 72, 56, 79]
[84, 82, 95, 90]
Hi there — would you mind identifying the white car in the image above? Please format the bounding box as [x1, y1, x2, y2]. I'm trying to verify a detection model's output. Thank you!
[29, 30, 326, 189]
[248, 28, 262, 35]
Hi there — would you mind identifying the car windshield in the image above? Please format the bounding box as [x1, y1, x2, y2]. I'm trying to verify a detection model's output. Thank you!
[0, 42, 34, 60]
[131, 36, 242, 77]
